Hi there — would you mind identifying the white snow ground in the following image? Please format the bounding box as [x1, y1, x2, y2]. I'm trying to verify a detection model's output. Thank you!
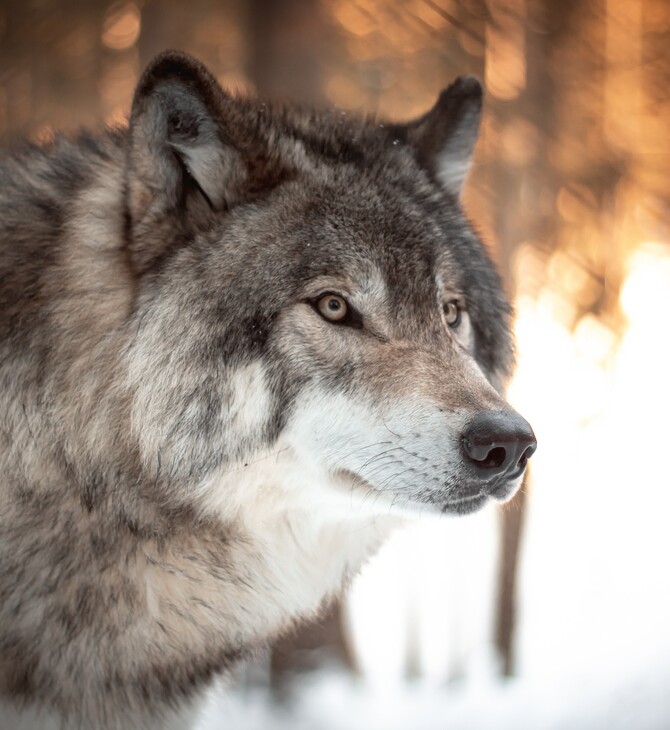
[196, 661, 670, 730]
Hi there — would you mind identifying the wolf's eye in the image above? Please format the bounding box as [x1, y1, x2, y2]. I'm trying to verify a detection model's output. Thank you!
[443, 299, 462, 327]
[310, 292, 363, 328]
[317, 294, 349, 322]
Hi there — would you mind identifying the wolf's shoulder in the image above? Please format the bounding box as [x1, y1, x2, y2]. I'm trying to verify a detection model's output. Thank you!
[0, 128, 126, 225]
[0, 128, 126, 268]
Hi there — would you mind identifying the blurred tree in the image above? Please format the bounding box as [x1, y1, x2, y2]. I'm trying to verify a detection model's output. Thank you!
[245, 0, 329, 104]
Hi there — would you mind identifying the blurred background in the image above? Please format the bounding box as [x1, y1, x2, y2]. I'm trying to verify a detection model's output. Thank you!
[1, 1, 669, 728]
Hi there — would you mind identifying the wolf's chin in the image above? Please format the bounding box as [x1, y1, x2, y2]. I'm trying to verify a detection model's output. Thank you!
[422, 473, 525, 516]
[439, 493, 490, 515]
[486, 474, 524, 503]
[332, 470, 508, 518]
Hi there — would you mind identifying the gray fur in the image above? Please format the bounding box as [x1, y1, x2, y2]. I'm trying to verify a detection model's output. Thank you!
[0, 51, 530, 729]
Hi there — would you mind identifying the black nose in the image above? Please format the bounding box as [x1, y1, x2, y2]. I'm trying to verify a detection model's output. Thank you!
[462, 411, 537, 479]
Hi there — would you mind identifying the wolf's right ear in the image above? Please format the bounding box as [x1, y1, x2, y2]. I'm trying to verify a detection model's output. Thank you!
[126, 51, 245, 274]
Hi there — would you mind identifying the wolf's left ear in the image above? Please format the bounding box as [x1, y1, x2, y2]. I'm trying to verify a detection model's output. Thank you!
[405, 76, 483, 197]
[126, 51, 244, 273]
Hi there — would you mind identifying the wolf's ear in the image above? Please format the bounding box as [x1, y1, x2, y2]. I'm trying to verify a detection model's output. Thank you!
[126, 51, 244, 273]
[406, 76, 483, 197]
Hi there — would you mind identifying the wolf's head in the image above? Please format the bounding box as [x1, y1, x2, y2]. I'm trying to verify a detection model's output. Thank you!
[123, 52, 536, 521]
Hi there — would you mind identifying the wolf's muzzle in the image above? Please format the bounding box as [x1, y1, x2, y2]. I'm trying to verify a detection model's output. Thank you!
[462, 411, 537, 486]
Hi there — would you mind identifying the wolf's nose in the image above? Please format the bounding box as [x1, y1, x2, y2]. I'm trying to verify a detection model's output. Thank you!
[462, 412, 537, 479]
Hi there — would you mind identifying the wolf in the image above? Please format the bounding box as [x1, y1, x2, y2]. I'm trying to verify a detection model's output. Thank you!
[0, 51, 536, 729]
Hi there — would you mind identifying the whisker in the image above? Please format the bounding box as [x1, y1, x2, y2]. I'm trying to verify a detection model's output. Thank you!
[336, 440, 393, 462]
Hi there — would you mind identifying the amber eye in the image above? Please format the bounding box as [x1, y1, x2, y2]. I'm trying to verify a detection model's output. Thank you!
[317, 293, 349, 322]
[443, 299, 461, 327]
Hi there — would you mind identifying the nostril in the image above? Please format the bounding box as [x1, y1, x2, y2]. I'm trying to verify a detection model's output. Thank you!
[517, 449, 529, 471]
[481, 446, 507, 469]
[516, 441, 537, 470]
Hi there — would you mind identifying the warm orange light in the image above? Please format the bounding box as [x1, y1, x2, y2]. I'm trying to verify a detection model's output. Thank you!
[333, 1, 374, 37]
[326, 74, 368, 108]
[101, 2, 141, 51]
[620, 242, 670, 325]
[485, 0, 526, 101]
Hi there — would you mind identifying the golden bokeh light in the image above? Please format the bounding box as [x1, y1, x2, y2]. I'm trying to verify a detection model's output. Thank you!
[101, 2, 141, 51]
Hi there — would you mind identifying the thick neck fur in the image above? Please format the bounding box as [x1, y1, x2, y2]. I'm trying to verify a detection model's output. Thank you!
[1, 497, 389, 728]
[1, 479, 389, 728]
[0, 133, 394, 728]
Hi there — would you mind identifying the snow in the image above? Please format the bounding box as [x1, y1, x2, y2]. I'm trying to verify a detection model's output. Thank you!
[196, 662, 670, 730]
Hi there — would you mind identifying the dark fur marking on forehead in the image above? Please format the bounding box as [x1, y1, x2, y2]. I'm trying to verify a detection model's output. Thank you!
[287, 125, 367, 166]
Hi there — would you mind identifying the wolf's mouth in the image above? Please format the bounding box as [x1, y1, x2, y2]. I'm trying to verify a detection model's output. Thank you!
[440, 467, 525, 513]
[440, 492, 489, 516]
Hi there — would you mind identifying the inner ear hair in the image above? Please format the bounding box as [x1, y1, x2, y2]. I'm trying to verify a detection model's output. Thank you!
[159, 82, 239, 211]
